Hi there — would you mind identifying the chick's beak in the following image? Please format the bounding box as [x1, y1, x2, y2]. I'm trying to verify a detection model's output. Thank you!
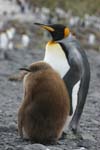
[34, 22, 55, 32]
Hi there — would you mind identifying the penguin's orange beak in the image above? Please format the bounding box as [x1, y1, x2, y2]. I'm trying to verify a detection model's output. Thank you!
[34, 23, 55, 32]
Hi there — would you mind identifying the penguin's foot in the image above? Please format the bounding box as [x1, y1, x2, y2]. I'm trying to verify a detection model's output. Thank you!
[75, 132, 82, 140]
[69, 123, 83, 140]
[69, 121, 78, 134]
[66, 130, 82, 140]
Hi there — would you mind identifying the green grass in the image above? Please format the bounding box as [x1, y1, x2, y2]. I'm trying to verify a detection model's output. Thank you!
[30, 0, 100, 16]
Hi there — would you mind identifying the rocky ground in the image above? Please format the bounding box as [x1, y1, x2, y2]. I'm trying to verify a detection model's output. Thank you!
[0, 45, 100, 150]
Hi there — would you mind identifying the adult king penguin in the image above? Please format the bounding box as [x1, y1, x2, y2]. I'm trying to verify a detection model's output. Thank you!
[34, 23, 90, 133]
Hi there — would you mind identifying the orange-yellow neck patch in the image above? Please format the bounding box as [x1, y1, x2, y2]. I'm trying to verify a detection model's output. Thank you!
[47, 41, 57, 45]
[64, 27, 70, 38]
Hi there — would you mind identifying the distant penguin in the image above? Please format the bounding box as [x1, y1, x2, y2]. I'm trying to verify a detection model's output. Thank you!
[21, 32, 30, 48]
[34, 23, 90, 133]
[18, 61, 70, 144]
[6, 27, 16, 40]
[88, 33, 96, 45]
[6, 27, 16, 50]
[0, 30, 8, 50]
[16, 0, 25, 13]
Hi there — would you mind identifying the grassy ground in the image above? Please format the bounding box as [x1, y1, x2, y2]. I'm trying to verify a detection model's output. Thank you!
[30, 0, 100, 16]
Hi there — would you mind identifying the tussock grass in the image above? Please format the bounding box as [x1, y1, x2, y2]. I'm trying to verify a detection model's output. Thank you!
[29, 0, 100, 16]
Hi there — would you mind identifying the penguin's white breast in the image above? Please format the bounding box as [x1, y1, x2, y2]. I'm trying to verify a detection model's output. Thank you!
[44, 42, 80, 129]
[64, 80, 80, 130]
[44, 42, 70, 78]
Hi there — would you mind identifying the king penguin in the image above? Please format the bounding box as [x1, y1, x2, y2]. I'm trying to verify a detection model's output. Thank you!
[34, 23, 90, 133]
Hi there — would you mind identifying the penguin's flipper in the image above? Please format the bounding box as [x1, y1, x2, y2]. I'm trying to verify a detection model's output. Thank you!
[69, 67, 90, 133]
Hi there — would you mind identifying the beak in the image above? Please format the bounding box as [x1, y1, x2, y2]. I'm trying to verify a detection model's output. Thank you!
[19, 68, 31, 72]
[34, 22, 55, 32]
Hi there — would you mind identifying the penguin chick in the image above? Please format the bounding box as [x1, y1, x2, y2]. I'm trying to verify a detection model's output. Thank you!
[18, 61, 70, 144]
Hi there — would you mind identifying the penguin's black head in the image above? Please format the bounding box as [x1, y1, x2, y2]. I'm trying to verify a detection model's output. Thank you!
[34, 23, 70, 41]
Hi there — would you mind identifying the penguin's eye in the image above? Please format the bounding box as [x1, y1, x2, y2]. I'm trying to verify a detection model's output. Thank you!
[64, 27, 70, 37]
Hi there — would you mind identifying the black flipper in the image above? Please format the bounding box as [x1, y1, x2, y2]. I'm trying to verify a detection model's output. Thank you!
[69, 56, 90, 133]
[59, 38, 90, 133]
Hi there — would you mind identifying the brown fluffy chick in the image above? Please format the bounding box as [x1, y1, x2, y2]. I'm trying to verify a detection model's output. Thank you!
[18, 61, 70, 144]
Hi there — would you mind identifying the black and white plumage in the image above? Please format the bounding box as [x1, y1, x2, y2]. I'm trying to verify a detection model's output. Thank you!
[34, 23, 90, 133]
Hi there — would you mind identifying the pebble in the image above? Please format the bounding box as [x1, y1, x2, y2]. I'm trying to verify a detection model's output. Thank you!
[77, 139, 92, 149]
[5, 146, 14, 150]
[24, 143, 48, 150]
[81, 133, 96, 142]
[24, 145, 63, 150]
[48, 146, 62, 150]
[16, 146, 24, 150]
[0, 125, 9, 132]
[8, 122, 17, 131]
[74, 147, 87, 150]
